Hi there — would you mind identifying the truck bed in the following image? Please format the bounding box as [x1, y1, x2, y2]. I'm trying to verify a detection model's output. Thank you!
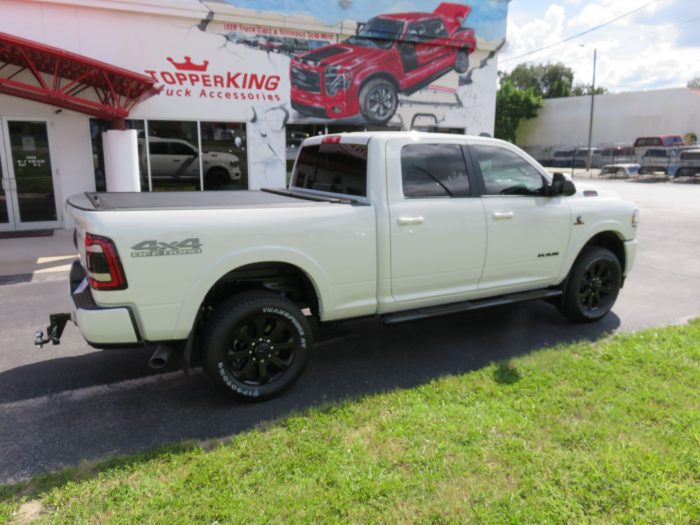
[67, 189, 348, 212]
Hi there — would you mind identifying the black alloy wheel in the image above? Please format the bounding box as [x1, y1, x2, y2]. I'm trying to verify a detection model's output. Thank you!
[202, 291, 312, 400]
[558, 246, 622, 322]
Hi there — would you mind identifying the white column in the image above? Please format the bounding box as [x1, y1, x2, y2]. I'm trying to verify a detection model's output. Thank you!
[102, 129, 141, 192]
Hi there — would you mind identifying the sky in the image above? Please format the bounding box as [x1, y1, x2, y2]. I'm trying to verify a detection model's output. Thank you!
[500, 0, 700, 92]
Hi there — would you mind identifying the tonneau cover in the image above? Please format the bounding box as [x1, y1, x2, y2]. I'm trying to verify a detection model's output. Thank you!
[67, 189, 334, 212]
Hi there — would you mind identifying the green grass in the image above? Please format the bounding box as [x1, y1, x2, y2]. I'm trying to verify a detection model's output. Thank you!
[2, 320, 700, 524]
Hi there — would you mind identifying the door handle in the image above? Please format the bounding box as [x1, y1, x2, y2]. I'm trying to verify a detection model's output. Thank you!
[492, 211, 514, 220]
[398, 216, 424, 225]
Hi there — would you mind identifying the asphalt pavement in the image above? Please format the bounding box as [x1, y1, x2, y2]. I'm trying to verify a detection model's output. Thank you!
[1, 177, 699, 483]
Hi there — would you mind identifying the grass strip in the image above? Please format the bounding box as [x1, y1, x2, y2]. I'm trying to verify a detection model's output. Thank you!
[2, 319, 699, 524]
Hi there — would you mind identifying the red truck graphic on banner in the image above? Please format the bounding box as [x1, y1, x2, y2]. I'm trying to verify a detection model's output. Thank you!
[290, 3, 476, 124]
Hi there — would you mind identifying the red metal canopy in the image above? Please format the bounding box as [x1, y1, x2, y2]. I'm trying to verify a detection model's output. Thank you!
[0, 32, 161, 120]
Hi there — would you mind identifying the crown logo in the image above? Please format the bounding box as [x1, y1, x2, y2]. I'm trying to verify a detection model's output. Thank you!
[166, 56, 209, 72]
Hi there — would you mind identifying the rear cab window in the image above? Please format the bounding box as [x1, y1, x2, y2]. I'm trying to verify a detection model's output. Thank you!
[291, 142, 368, 198]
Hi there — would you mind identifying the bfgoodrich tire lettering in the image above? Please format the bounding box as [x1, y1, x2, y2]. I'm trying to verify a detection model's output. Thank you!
[202, 291, 312, 401]
[559, 246, 622, 322]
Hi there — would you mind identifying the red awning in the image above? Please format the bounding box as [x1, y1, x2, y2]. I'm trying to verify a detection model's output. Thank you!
[0, 32, 161, 120]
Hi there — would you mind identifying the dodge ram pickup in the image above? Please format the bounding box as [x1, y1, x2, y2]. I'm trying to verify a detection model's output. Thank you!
[37, 132, 639, 400]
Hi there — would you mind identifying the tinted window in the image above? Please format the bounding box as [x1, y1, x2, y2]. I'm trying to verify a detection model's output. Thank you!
[401, 143, 470, 198]
[170, 142, 196, 156]
[292, 143, 367, 196]
[471, 144, 546, 196]
[149, 142, 168, 155]
[634, 137, 662, 147]
[425, 18, 448, 38]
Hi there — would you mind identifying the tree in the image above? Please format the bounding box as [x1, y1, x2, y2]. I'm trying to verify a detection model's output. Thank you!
[688, 77, 700, 89]
[500, 63, 575, 99]
[571, 84, 608, 96]
[495, 79, 543, 143]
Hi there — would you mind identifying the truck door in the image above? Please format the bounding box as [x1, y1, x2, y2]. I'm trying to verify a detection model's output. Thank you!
[469, 143, 572, 290]
[387, 140, 487, 303]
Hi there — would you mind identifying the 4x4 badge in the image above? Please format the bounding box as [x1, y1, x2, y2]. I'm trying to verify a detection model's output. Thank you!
[131, 238, 202, 257]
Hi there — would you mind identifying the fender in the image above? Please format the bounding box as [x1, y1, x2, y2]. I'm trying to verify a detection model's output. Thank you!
[556, 218, 631, 283]
[171, 246, 331, 340]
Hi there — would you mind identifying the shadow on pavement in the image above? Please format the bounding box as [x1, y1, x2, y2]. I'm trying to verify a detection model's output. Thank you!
[0, 300, 620, 483]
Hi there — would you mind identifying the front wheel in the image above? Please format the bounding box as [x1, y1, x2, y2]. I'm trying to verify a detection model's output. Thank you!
[359, 78, 398, 125]
[558, 246, 622, 322]
[202, 291, 312, 401]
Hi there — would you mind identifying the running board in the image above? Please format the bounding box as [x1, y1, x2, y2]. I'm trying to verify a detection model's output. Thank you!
[382, 289, 563, 325]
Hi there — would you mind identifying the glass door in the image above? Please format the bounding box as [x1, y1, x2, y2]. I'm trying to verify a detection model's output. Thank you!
[0, 119, 60, 231]
[0, 146, 14, 231]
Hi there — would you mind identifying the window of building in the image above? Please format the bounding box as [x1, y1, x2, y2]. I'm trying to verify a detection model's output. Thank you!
[146, 120, 200, 192]
[200, 122, 247, 190]
[401, 143, 470, 198]
[471, 144, 546, 196]
[90, 119, 147, 192]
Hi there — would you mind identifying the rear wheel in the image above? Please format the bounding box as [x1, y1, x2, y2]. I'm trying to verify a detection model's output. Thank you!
[202, 291, 312, 401]
[559, 246, 621, 322]
[454, 50, 470, 74]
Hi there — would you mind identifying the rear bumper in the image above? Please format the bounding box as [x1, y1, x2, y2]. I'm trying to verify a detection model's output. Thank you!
[69, 261, 141, 346]
[623, 239, 637, 276]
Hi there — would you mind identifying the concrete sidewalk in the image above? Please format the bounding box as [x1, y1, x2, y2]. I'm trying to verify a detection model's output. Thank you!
[0, 229, 76, 283]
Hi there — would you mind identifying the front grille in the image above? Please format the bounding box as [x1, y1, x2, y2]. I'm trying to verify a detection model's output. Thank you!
[291, 66, 321, 93]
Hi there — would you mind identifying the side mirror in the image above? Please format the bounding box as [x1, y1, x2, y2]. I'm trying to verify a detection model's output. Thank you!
[550, 172, 576, 197]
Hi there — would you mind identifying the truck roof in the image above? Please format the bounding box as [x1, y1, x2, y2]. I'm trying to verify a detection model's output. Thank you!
[302, 130, 483, 147]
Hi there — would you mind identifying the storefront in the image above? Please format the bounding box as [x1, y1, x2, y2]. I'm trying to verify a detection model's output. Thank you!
[0, 0, 509, 230]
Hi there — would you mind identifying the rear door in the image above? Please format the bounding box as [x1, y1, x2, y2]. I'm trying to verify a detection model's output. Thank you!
[387, 139, 487, 303]
[469, 142, 572, 291]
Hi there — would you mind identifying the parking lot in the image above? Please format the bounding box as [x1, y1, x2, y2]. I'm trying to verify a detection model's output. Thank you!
[1, 177, 699, 483]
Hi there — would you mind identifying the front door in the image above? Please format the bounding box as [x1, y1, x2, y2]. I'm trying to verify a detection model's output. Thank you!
[469, 142, 572, 290]
[0, 119, 60, 231]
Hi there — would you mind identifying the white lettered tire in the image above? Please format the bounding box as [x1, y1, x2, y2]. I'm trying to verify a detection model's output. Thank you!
[202, 291, 312, 401]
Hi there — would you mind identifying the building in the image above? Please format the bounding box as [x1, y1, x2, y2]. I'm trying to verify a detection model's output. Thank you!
[0, 0, 509, 232]
[516, 87, 700, 160]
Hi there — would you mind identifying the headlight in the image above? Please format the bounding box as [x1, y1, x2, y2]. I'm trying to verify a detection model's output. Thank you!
[325, 66, 351, 96]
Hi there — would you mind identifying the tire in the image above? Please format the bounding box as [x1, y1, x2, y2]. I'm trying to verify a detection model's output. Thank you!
[202, 291, 312, 401]
[558, 246, 622, 323]
[359, 78, 398, 125]
[454, 49, 470, 74]
[204, 169, 228, 191]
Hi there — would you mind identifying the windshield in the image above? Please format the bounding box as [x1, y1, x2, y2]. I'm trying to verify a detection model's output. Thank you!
[346, 17, 404, 49]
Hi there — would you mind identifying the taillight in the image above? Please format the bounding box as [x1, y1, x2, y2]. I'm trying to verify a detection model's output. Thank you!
[85, 233, 127, 290]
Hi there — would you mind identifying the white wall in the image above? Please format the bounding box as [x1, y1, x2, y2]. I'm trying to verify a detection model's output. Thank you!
[516, 88, 700, 148]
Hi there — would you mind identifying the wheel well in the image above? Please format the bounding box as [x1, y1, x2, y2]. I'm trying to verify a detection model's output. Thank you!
[360, 72, 399, 93]
[583, 231, 625, 271]
[201, 262, 320, 317]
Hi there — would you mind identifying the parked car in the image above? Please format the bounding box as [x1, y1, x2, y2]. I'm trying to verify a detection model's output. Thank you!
[290, 3, 476, 124]
[262, 36, 284, 53]
[281, 37, 310, 56]
[675, 148, 700, 177]
[574, 148, 602, 168]
[551, 149, 575, 168]
[633, 135, 685, 158]
[638, 148, 680, 176]
[144, 137, 241, 189]
[599, 164, 640, 178]
[38, 132, 638, 401]
[598, 146, 636, 166]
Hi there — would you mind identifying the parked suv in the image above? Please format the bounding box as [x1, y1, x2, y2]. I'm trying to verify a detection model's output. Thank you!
[290, 3, 476, 124]
[638, 148, 680, 176]
[144, 137, 241, 190]
[676, 148, 700, 177]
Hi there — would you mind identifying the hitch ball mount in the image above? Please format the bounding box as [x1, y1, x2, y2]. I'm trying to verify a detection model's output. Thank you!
[34, 313, 72, 348]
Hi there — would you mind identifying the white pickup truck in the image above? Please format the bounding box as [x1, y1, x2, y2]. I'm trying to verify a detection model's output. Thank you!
[37, 132, 639, 400]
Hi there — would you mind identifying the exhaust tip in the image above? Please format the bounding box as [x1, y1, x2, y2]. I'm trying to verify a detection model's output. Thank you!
[148, 345, 174, 370]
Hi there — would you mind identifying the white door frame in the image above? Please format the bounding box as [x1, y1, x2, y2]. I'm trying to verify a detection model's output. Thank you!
[0, 117, 63, 231]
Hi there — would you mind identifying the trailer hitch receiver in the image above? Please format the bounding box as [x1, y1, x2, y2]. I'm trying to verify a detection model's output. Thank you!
[34, 313, 72, 348]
